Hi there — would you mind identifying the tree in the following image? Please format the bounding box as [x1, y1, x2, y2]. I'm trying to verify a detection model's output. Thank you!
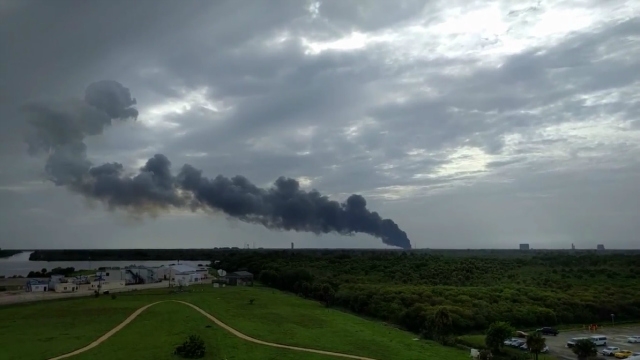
[485, 321, 514, 353]
[320, 283, 335, 307]
[572, 339, 596, 360]
[431, 307, 453, 344]
[526, 332, 546, 360]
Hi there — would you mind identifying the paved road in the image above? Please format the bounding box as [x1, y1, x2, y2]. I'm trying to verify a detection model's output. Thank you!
[0, 282, 170, 306]
[48, 300, 378, 360]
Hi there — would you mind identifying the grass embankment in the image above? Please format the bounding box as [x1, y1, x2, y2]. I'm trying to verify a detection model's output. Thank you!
[188, 286, 466, 360]
[0, 292, 159, 360]
[0, 285, 469, 360]
[73, 302, 333, 360]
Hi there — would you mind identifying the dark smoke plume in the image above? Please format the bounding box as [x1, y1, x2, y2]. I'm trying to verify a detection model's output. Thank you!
[22, 81, 412, 249]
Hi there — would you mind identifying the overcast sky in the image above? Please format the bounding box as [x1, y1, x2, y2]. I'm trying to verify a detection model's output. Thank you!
[1, 0, 639, 250]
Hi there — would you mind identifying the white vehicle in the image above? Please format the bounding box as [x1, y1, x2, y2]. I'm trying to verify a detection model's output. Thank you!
[504, 338, 519, 346]
[602, 346, 620, 356]
[627, 336, 640, 343]
[590, 335, 608, 346]
[567, 337, 589, 348]
[519, 344, 549, 353]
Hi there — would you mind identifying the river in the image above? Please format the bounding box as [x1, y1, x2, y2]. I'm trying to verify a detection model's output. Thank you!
[0, 252, 209, 277]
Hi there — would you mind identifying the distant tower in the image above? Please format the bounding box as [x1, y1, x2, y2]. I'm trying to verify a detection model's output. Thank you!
[519, 243, 530, 250]
[291, 242, 294, 250]
[571, 243, 575, 250]
[597, 244, 605, 251]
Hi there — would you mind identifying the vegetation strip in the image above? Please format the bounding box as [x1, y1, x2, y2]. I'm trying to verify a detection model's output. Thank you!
[47, 300, 378, 360]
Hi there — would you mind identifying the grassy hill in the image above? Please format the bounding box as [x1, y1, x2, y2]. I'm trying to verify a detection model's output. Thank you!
[0, 285, 469, 360]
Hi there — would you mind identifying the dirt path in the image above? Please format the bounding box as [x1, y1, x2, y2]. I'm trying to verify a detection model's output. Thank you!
[48, 300, 378, 360]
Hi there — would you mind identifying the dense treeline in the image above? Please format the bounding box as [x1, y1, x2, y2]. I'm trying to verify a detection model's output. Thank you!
[0, 249, 21, 258]
[26, 267, 77, 278]
[213, 251, 640, 336]
[27, 248, 640, 261]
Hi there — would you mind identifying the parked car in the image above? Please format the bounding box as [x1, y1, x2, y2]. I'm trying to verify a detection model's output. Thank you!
[603, 347, 621, 356]
[511, 340, 525, 348]
[615, 350, 634, 359]
[627, 336, 640, 343]
[536, 327, 559, 336]
[520, 344, 550, 353]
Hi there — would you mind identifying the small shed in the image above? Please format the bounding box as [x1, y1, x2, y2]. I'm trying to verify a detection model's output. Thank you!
[224, 271, 254, 286]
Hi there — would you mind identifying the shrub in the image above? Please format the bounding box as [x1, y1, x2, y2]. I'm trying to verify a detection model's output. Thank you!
[0, 286, 7, 292]
[111, 294, 117, 300]
[174, 335, 205, 359]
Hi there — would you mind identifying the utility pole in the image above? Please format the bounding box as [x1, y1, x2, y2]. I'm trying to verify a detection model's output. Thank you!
[611, 313, 615, 326]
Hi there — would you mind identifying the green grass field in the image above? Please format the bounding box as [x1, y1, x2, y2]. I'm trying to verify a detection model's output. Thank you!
[73, 302, 333, 360]
[0, 285, 469, 360]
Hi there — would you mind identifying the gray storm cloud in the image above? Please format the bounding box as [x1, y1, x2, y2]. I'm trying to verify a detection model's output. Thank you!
[22, 81, 412, 249]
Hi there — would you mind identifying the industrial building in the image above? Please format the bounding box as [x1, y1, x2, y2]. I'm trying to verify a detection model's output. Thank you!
[519, 243, 530, 250]
[90, 280, 126, 292]
[25, 279, 48, 292]
[95, 266, 160, 285]
[54, 282, 78, 293]
[168, 264, 203, 287]
[597, 244, 605, 250]
[49, 274, 65, 290]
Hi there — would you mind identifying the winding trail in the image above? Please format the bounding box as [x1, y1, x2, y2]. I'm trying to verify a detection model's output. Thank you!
[48, 300, 378, 360]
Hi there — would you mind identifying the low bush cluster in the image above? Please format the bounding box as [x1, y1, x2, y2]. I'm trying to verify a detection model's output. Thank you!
[174, 335, 205, 359]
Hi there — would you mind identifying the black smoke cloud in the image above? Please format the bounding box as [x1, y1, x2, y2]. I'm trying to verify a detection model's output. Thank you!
[22, 81, 412, 249]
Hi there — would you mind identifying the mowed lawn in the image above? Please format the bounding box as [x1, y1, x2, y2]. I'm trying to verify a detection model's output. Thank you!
[0, 285, 469, 360]
[0, 292, 164, 360]
[187, 285, 469, 360]
[73, 302, 334, 360]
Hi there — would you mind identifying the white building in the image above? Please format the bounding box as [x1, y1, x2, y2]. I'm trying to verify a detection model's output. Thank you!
[96, 269, 126, 282]
[25, 280, 48, 292]
[196, 266, 209, 279]
[167, 264, 202, 287]
[90, 280, 126, 292]
[54, 283, 78, 293]
[123, 266, 159, 284]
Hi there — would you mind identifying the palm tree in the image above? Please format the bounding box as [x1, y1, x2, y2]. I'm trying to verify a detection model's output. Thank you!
[526, 332, 546, 360]
[572, 338, 597, 360]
